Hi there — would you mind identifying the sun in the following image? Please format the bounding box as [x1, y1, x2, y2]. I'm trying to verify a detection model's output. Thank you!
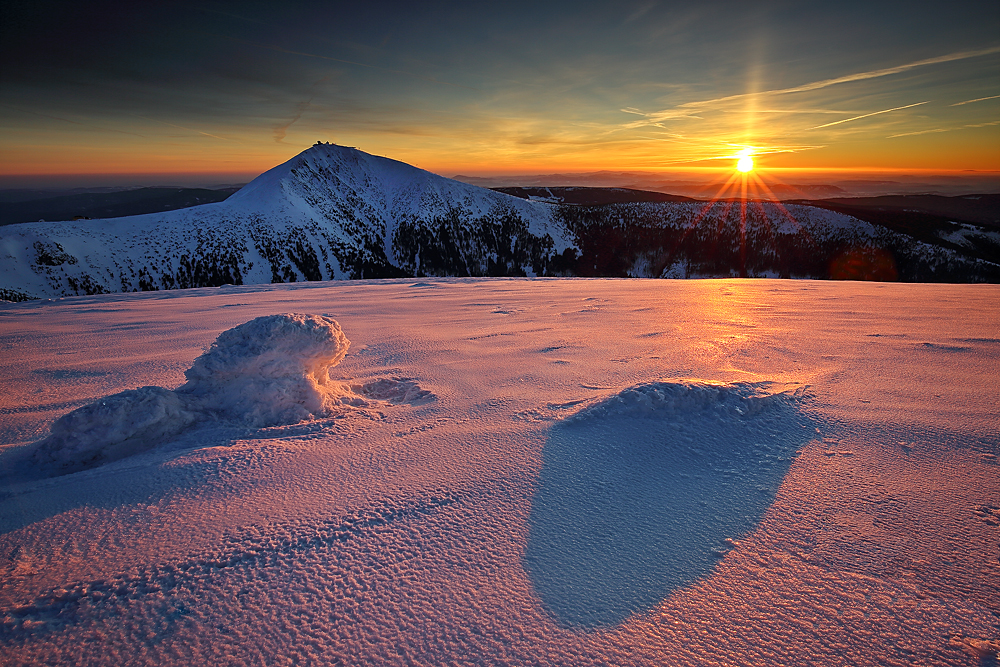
[736, 154, 754, 173]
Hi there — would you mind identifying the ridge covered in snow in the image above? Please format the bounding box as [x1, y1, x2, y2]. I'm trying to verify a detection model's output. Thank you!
[0, 144, 569, 300]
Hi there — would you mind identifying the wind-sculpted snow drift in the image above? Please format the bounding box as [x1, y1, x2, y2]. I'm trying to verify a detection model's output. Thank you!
[30, 314, 382, 474]
[179, 312, 350, 426]
[526, 380, 813, 628]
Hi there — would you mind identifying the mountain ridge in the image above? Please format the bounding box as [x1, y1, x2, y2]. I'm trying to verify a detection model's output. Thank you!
[1, 144, 998, 301]
[0, 143, 571, 300]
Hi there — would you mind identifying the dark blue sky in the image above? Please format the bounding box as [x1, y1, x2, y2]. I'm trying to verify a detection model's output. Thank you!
[2, 1, 998, 182]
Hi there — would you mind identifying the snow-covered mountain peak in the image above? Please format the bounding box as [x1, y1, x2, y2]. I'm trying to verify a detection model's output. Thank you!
[0, 144, 570, 300]
[226, 142, 541, 223]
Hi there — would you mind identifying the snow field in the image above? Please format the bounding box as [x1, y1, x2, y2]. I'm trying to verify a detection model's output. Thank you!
[0, 277, 997, 665]
[21, 313, 437, 477]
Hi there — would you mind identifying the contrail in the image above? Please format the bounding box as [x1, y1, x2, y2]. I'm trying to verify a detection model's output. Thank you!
[887, 127, 948, 138]
[274, 77, 329, 144]
[274, 99, 312, 144]
[628, 46, 1000, 126]
[690, 46, 1000, 108]
[1, 104, 148, 138]
[134, 115, 240, 143]
[951, 94, 1000, 106]
[808, 101, 929, 130]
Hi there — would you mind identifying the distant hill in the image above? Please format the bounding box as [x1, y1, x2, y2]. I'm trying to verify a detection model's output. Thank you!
[787, 195, 1000, 266]
[492, 187, 695, 206]
[1, 144, 998, 302]
[0, 187, 242, 226]
[793, 194, 1000, 228]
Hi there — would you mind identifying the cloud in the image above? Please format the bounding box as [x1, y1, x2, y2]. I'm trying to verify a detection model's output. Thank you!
[887, 119, 1000, 138]
[134, 115, 240, 143]
[950, 94, 1000, 106]
[723, 108, 862, 115]
[624, 2, 658, 24]
[761, 46, 1000, 95]
[808, 101, 930, 130]
[274, 100, 312, 144]
[690, 46, 1000, 109]
[887, 127, 950, 138]
[1, 104, 147, 138]
[625, 46, 1000, 129]
[620, 108, 705, 127]
[273, 78, 330, 144]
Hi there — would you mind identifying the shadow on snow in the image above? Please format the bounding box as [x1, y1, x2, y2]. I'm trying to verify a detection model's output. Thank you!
[524, 380, 815, 629]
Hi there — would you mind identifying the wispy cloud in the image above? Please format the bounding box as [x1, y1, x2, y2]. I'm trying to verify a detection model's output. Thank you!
[624, 46, 1000, 131]
[619, 107, 705, 127]
[887, 127, 949, 138]
[611, 45, 999, 167]
[274, 77, 329, 143]
[762, 46, 1000, 94]
[624, 2, 658, 24]
[135, 115, 241, 143]
[274, 100, 312, 144]
[1, 104, 148, 138]
[683, 46, 1000, 110]
[722, 108, 857, 115]
[950, 94, 1000, 106]
[887, 119, 1000, 138]
[808, 101, 930, 130]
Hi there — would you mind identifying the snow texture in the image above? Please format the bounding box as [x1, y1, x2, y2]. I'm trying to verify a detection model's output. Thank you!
[567, 379, 797, 422]
[30, 386, 198, 474]
[178, 313, 350, 426]
[0, 279, 997, 667]
[31, 314, 351, 473]
[528, 380, 810, 627]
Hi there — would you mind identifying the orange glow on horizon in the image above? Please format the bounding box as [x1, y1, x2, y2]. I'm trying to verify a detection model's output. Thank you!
[1, 136, 998, 187]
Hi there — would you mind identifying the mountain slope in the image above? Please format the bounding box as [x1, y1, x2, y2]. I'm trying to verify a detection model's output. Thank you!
[0, 144, 570, 300]
[552, 201, 1000, 281]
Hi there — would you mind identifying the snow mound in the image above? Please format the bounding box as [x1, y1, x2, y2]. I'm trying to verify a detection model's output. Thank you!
[526, 378, 813, 628]
[178, 313, 350, 427]
[31, 386, 199, 474]
[27, 314, 400, 474]
[568, 379, 795, 423]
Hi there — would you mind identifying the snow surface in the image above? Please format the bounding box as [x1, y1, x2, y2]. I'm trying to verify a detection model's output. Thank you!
[0, 277, 998, 666]
[178, 313, 351, 427]
[938, 222, 1000, 250]
[26, 314, 355, 475]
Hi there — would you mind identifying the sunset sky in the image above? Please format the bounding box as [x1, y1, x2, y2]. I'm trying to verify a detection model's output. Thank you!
[1, 0, 998, 185]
